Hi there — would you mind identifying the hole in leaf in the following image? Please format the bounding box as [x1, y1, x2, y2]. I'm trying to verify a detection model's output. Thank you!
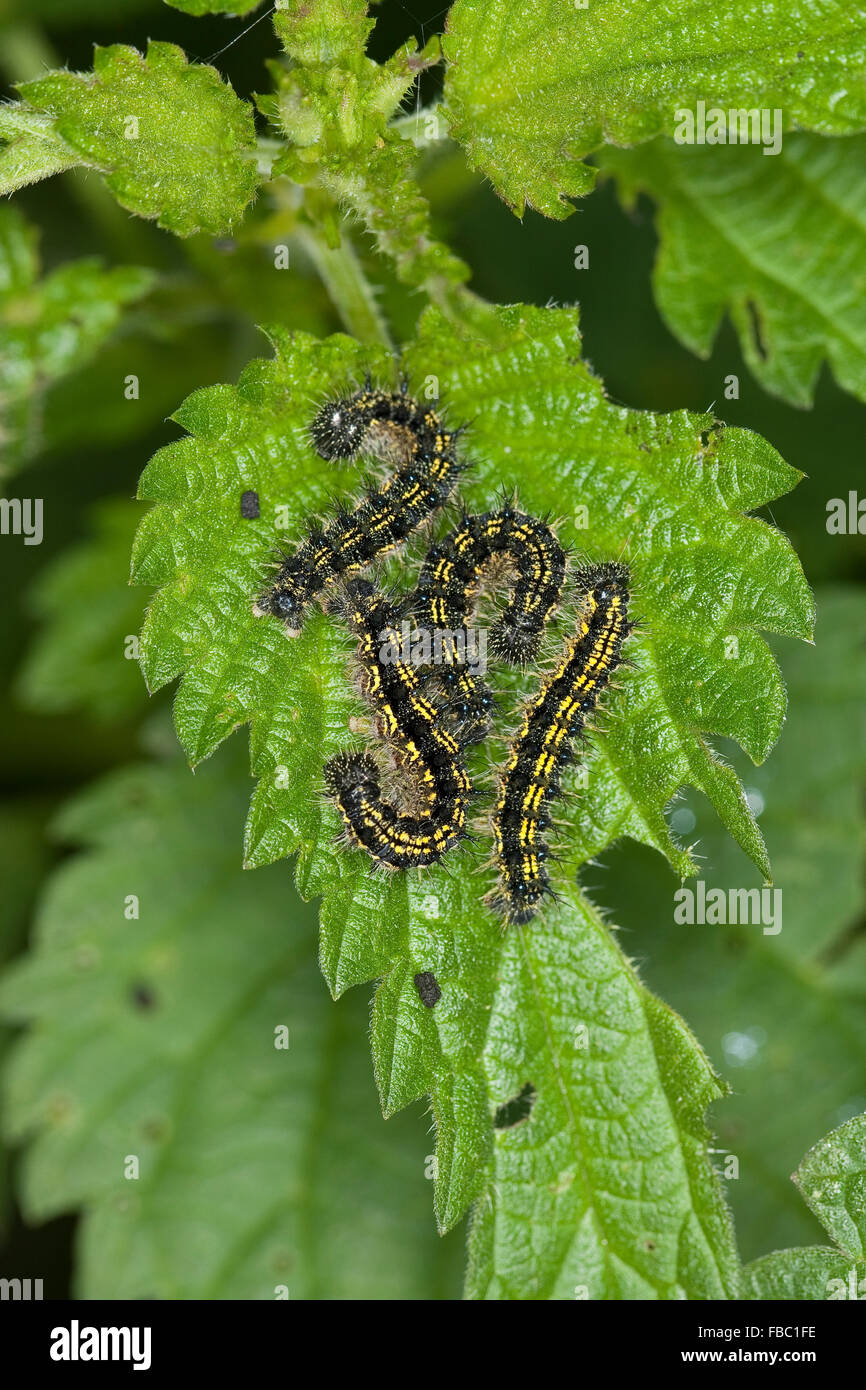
[746, 299, 768, 361]
[494, 1082, 536, 1129]
[131, 983, 156, 1011]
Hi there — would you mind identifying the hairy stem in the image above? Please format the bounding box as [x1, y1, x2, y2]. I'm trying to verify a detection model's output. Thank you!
[295, 221, 394, 350]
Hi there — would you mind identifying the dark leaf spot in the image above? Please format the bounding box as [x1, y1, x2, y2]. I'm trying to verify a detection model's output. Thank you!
[131, 983, 156, 1011]
[414, 970, 441, 1007]
[241, 489, 260, 519]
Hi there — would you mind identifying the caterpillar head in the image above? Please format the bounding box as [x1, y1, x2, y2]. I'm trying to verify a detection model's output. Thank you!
[252, 572, 307, 634]
[310, 397, 367, 461]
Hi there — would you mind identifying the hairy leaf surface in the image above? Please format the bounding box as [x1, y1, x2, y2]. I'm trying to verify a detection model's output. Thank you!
[10, 43, 258, 235]
[126, 303, 814, 1293]
[0, 748, 463, 1299]
[443, 0, 866, 216]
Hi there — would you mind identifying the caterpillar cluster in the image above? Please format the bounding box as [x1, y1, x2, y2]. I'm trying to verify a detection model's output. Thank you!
[254, 380, 463, 634]
[253, 381, 632, 924]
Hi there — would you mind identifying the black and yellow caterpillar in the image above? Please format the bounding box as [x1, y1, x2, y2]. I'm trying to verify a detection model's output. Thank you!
[323, 578, 472, 869]
[253, 380, 632, 920]
[491, 563, 631, 923]
[411, 503, 567, 744]
[254, 383, 463, 633]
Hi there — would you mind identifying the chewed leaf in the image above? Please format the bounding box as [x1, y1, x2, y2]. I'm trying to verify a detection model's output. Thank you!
[132, 306, 812, 885]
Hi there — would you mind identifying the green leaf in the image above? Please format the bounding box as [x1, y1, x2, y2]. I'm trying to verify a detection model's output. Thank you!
[600, 134, 866, 408]
[0, 105, 79, 195]
[0, 746, 463, 1299]
[129, 304, 812, 1292]
[745, 1115, 866, 1299]
[0, 800, 52, 1239]
[463, 885, 741, 1298]
[15, 42, 259, 236]
[133, 307, 812, 878]
[606, 588, 866, 1262]
[165, 0, 263, 14]
[16, 500, 148, 723]
[0, 204, 155, 475]
[442, 0, 866, 216]
[273, 0, 374, 65]
[266, 4, 470, 315]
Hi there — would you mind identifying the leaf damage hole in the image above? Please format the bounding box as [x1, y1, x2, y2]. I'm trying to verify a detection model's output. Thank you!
[745, 299, 768, 361]
[494, 1082, 536, 1129]
[131, 983, 156, 1011]
[241, 489, 260, 519]
[414, 970, 441, 1008]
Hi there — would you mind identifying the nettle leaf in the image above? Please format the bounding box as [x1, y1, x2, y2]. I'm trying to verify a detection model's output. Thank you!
[13, 43, 258, 236]
[0, 747, 462, 1299]
[130, 304, 811, 1294]
[442, 0, 866, 217]
[0, 205, 155, 476]
[16, 500, 147, 722]
[266, 3, 469, 309]
[623, 588, 866, 1262]
[0, 105, 79, 195]
[165, 0, 263, 14]
[273, 0, 374, 65]
[745, 1115, 866, 1299]
[600, 134, 866, 408]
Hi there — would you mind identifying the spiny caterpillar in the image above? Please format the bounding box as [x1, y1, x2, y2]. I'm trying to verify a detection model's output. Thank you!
[323, 578, 472, 869]
[254, 380, 464, 634]
[490, 563, 631, 924]
[412, 505, 566, 743]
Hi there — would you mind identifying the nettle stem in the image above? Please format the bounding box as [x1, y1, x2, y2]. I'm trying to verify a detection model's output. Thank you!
[295, 220, 394, 350]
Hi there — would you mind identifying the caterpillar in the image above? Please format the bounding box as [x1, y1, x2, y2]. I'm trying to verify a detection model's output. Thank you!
[323, 577, 472, 869]
[254, 381, 464, 635]
[411, 504, 566, 743]
[490, 563, 631, 924]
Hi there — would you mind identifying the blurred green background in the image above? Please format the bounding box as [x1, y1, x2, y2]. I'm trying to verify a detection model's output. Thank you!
[0, 0, 864, 1298]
